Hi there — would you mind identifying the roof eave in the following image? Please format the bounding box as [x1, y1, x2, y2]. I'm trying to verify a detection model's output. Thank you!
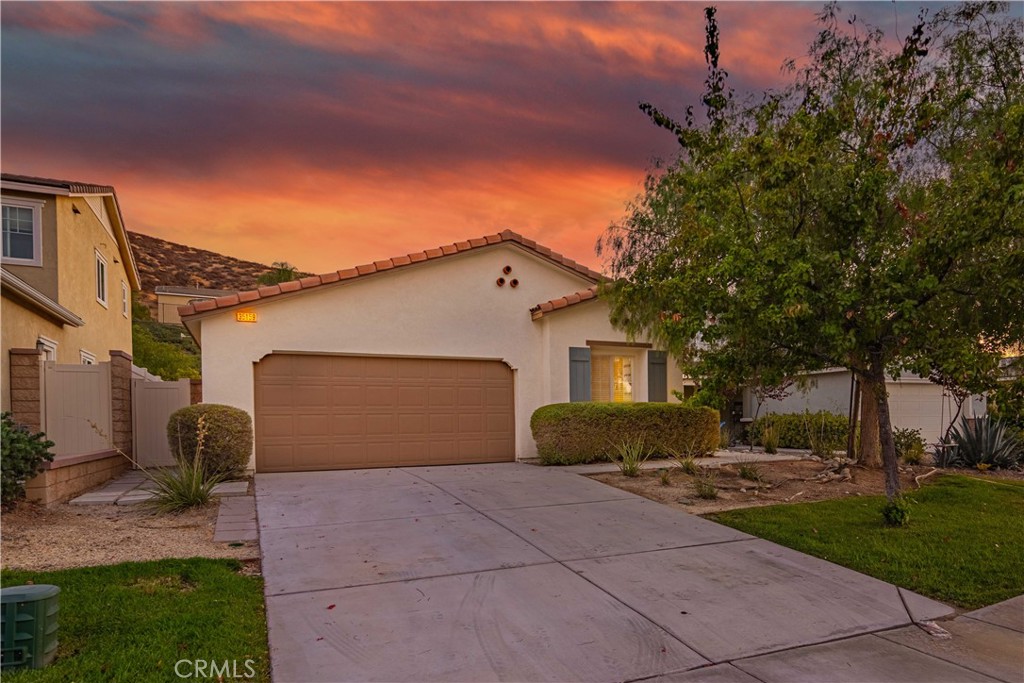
[1, 268, 85, 327]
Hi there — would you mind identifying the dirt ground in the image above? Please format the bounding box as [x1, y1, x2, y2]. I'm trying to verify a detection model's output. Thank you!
[1, 501, 260, 572]
[588, 458, 1024, 516]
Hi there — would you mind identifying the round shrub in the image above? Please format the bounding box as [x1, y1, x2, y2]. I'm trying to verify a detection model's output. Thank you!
[167, 404, 252, 478]
[1, 412, 54, 506]
[531, 403, 720, 465]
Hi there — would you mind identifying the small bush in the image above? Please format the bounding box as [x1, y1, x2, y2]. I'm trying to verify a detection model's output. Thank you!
[894, 427, 926, 465]
[167, 404, 252, 478]
[749, 411, 848, 451]
[1, 413, 55, 506]
[614, 437, 652, 477]
[881, 496, 912, 527]
[694, 471, 718, 499]
[531, 403, 719, 465]
[761, 425, 779, 454]
[659, 469, 672, 486]
[948, 416, 1022, 470]
[719, 425, 733, 450]
[737, 461, 763, 482]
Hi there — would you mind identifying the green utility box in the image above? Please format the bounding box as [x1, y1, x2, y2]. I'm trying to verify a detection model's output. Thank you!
[1, 584, 60, 670]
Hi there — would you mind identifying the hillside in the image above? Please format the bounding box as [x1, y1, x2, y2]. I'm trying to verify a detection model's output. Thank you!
[127, 231, 307, 314]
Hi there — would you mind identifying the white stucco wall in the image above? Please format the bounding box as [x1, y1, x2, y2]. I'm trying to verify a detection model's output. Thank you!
[539, 301, 688, 404]
[194, 243, 691, 467]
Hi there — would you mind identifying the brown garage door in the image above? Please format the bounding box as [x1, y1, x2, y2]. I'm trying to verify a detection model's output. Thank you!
[254, 354, 515, 472]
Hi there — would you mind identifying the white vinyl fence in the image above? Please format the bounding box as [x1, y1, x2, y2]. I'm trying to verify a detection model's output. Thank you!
[42, 362, 112, 456]
[132, 375, 191, 467]
[40, 360, 191, 466]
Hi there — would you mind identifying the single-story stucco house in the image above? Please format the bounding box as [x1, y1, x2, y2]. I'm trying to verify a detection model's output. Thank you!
[179, 230, 692, 472]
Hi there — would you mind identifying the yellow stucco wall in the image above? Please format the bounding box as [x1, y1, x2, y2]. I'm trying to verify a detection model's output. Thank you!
[2, 193, 134, 412]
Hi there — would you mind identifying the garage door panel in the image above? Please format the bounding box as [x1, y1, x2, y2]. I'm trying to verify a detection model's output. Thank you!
[363, 356, 398, 380]
[256, 354, 514, 472]
[398, 386, 428, 407]
[428, 360, 458, 380]
[333, 414, 365, 436]
[429, 386, 456, 407]
[458, 413, 484, 433]
[366, 414, 397, 435]
[332, 385, 364, 407]
[259, 384, 295, 408]
[458, 387, 484, 406]
[295, 414, 330, 436]
[399, 414, 429, 434]
[429, 413, 456, 432]
[487, 387, 512, 407]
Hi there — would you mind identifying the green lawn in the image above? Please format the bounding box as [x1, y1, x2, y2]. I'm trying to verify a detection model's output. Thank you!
[708, 475, 1024, 610]
[1, 558, 268, 682]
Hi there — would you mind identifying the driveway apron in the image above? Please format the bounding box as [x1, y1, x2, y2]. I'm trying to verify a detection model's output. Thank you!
[256, 463, 982, 683]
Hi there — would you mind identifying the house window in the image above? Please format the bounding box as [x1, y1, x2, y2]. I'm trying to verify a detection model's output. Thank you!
[592, 355, 634, 403]
[95, 250, 108, 307]
[1, 197, 44, 266]
[36, 336, 58, 362]
[80, 349, 96, 365]
[121, 281, 129, 318]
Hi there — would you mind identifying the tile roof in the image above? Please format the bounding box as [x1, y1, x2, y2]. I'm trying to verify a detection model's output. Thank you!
[178, 229, 604, 320]
[529, 285, 600, 319]
[1, 173, 116, 195]
[155, 285, 237, 298]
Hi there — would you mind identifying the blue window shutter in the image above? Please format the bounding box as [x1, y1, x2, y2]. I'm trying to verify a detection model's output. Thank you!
[569, 347, 591, 402]
[648, 351, 668, 402]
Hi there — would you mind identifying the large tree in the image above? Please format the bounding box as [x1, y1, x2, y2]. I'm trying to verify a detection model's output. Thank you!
[599, 2, 1023, 500]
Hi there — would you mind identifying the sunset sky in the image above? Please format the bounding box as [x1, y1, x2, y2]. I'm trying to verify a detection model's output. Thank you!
[2, 2, 934, 275]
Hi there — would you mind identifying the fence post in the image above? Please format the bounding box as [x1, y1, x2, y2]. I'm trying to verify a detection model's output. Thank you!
[109, 350, 134, 459]
[190, 379, 202, 405]
[9, 348, 42, 431]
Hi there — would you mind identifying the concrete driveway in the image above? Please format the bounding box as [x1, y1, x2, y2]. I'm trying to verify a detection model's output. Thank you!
[255, 463, 1004, 682]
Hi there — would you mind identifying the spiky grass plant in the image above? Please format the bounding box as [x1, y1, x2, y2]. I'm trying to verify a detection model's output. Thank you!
[694, 470, 719, 499]
[614, 436, 653, 477]
[760, 424, 779, 454]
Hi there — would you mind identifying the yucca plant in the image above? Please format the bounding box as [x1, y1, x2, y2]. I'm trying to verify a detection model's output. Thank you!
[146, 416, 225, 513]
[949, 416, 1022, 470]
[613, 436, 653, 477]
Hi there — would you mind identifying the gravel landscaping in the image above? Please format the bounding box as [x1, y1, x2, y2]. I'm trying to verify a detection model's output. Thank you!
[1, 500, 259, 571]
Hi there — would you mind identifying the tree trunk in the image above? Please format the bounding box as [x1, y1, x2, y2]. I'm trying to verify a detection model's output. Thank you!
[868, 356, 901, 501]
[858, 381, 882, 468]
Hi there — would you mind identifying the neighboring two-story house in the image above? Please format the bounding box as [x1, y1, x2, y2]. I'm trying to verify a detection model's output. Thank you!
[1, 173, 141, 412]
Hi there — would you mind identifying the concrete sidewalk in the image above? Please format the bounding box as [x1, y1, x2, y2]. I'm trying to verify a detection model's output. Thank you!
[256, 463, 1019, 682]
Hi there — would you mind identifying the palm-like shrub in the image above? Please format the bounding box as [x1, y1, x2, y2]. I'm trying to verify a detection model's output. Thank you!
[948, 416, 1022, 470]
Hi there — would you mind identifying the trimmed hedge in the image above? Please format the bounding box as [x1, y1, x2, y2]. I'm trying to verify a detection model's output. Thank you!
[749, 411, 848, 451]
[167, 404, 252, 478]
[531, 403, 720, 465]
